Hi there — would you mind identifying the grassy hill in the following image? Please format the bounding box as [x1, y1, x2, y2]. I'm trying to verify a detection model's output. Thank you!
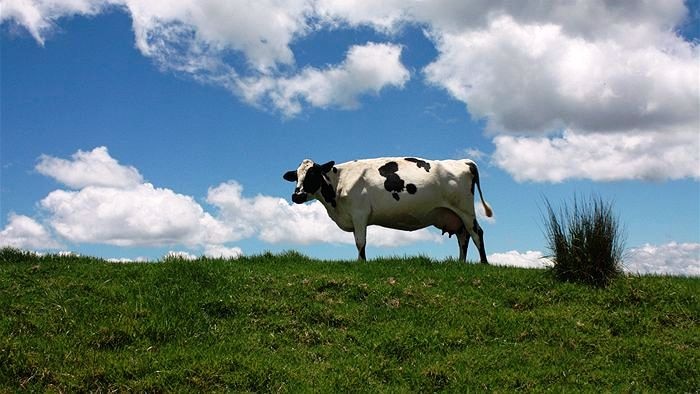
[1, 248, 698, 392]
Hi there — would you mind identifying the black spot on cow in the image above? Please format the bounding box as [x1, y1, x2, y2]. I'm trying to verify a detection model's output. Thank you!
[321, 181, 337, 207]
[405, 157, 431, 172]
[304, 163, 337, 207]
[378, 161, 399, 177]
[466, 162, 478, 195]
[303, 165, 322, 194]
[378, 161, 419, 200]
[378, 161, 405, 201]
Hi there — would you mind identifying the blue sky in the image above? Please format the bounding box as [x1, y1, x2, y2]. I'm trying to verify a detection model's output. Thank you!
[1, 1, 698, 274]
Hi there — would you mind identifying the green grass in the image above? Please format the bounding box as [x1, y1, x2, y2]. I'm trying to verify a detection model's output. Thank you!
[1, 248, 698, 392]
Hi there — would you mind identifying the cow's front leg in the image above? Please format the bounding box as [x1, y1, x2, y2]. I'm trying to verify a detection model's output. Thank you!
[353, 222, 367, 261]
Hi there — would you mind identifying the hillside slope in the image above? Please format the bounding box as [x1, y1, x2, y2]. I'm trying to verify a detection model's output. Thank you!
[1, 250, 698, 391]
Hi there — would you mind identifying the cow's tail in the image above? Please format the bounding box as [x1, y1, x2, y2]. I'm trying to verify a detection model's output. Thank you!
[470, 161, 493, 218]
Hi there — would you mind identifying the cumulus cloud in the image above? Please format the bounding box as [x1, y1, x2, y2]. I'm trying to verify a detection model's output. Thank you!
[203, 244, 243, 259]
[40, 183, 233, 246]
[34, 147, 237, 250]
[0, 213, 62, 250]
[122, 0, 312, 73]
[237, 42, 410, 116]
[317, 0, 688, 39]
[3, 1, 410, 116]
[3, 1, 698, 181]
[424, 15, 698, 135]
[207, 181, 442, 247]
[488, 250, 553, 269]
[626, 242, 700, 276]
[418, 5, 698, 182]
[36, 146, 144, 189]
[493, 130, 700, 182]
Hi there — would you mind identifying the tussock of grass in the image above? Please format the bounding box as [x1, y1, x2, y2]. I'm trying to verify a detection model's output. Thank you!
[1, 248, 698, 391]
[543, 195, 625, 287]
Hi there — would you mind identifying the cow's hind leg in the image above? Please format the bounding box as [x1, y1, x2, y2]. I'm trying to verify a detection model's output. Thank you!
[467, 219, 488, 264]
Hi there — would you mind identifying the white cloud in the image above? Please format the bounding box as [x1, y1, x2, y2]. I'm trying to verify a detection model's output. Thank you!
[35, 147, 236, 248]
[106, 256, 149, 263]
[0, 0, 111, 45]
[203, 244, 243, 259]
[488, 250, 553, 269]
[3, 1, 409, 116]
[237, 42, 410, 116]
[1, 0, 312, 71]
[56, 250, 79, 257]
[40, 183, 233, 247]
[163, 250, 197, 261]
[118, 1, 410, 116]
[463, 147, 487, 161]
[3, 1, 698, 181]
[122, 0, 312, 73]
[626, 242, 700, 276]
[314, 0, 407, 32]
[424, 15, 698, 135]
[36, 146, 144, 189]
[0, 213, 62, 250]
[207, 180, 442, 247]
[493, 130, 700, 182]
[420, 8, 698, 182]
[128, 5, 410, 115]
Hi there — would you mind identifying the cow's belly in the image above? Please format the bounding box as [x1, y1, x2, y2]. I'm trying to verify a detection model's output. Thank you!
[369, 206, 465, 232]
[369, 214, 429, 231]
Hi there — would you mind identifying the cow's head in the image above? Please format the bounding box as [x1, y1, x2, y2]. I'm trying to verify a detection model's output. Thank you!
[283, 159, 336, 206]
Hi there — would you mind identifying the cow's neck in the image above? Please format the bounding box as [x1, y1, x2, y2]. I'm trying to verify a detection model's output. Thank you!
[315, 169, 340, 210]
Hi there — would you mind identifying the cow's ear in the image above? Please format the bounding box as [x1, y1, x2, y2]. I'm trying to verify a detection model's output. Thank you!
[320, 161, 335, 174]
[283, 171, 297, 182]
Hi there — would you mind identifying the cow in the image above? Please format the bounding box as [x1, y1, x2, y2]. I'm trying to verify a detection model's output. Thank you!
[283, 157, 493, 262]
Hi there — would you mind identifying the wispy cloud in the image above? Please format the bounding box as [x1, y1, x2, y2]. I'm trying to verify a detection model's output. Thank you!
[0, 0, 111, 45]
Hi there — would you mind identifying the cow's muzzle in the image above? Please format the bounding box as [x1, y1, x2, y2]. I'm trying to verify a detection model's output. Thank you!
[292, 192, 308, 204]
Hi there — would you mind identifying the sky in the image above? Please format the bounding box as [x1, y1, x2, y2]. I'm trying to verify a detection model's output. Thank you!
[1, 0, 699, 275]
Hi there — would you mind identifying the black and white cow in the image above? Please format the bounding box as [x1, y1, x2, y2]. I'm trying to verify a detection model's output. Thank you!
[283, 157, 493, 262]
